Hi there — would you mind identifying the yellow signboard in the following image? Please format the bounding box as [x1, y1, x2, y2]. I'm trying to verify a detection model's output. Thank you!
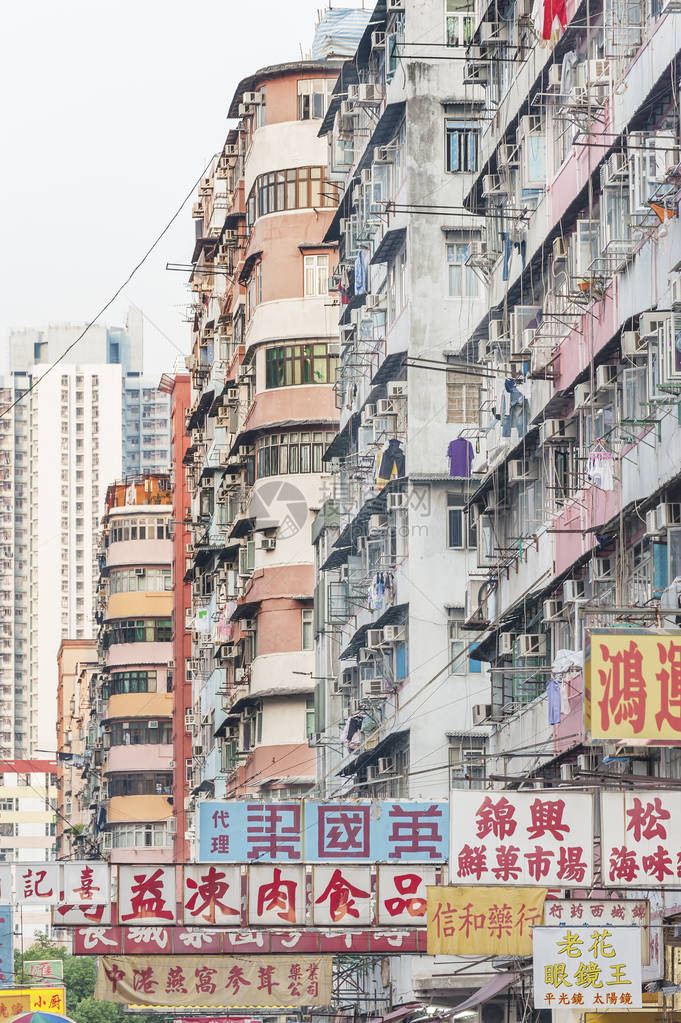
[426, 886, 547, 955]
[587, 630, 681, 741]
[95, 955, 332, 1008]
[0, 985, 66, 1019]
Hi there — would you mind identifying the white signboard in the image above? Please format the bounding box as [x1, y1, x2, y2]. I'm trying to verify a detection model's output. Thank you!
[602, 791, 681, 886]
[247, 865, 305, 926]
[533, 925, 642, 1009]
[450, 791, 593, 886]
[377, 864, 435, 926]
[63, 862, 109, 905]
[16, 863, 60, 905]
[118, 865, 176, 925]
[182, 864, 241, 925]
[312, 865, 371, 926]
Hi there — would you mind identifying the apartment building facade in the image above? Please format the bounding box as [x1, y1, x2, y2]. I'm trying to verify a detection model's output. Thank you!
[87, 475, 175, 861]
[182, 57, 346, 818]
[313, 0, 489, 819]
[55, 639, 97, 862]
[454, 0, 681, 789]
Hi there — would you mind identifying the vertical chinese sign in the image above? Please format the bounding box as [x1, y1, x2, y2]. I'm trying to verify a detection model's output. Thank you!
[450, 791, 593, 885]
[0, 906, 11, 988]
[427, 887, 546, 955]
[533, 926, 642, 1009]
[586, 629, 681, 740]
[601, 791, 681, 885]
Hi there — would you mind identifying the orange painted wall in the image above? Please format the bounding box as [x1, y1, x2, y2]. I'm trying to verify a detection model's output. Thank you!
[244, 385, 337, 432]
[244, 564, 313, 603]
[248, 210, 337, 303]
[253, 596, 313, 655]
[226, 741, 315, 795]
[252, 71, 339, 126]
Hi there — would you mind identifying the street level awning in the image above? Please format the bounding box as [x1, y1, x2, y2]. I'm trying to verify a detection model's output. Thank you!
[368, 1002, 424, 1023]
[444, 972, 520, 1016]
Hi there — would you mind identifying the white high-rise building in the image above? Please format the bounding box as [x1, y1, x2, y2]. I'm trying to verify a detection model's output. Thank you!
[29, 363, 122, 754]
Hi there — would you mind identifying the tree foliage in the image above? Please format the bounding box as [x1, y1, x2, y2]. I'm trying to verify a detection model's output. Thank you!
[15, 936, 156, 1022]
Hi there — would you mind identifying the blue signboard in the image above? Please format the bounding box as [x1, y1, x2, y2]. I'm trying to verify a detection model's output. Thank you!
[198, 800, 449, 863]
[0, 904, 13, 987]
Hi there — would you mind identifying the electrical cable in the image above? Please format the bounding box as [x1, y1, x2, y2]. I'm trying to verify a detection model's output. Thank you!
[0, 153, 219, 422]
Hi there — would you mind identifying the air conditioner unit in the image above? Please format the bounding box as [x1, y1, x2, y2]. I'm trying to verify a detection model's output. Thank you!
[640, 310, 671, 340]
[340, 100, 356, 118]
[238, 103, 254, 117]
[498, 633, 515, 656]
[646, 508, 661, 536]
[573, 382, 590, 409]
[376, 398, 395, 416]
[656, 502, 681, 530]
[358, 647, 373, 663]
[242, 90, 263, 105]
[185, 713, 196, 728]
[387, 380, 407, 398]
[367, 629, 384, 648]
[368, 514, 388, 534]
[482, 174, 505, 196]
[122, 722, 130, 730]
[472, 703, 492, 725]
[553, 235, 569, 261]
[562, 580, 585, 603]
[375, 146, 392, 163]
[366, 293, 387, 311]
[497, 142, 519, 167]
[361, 403, 377, 424]
[193, 744, 204, 755]
[261, 537, 276, 551]
[621, 330, 641, 358]
[332, 678, 346, 696]
[361, 677, 384, 699]
[488, 319, 507, 344]
[387, 492, 407, 511]
[517, 634, 547, 657]
[547, 63, 563, 90]
[378, 755, 395, 774]
[135, 567, 146, 577]
[543, 599, 564, 620]
[671, 276, 681, 309]
[242, 618, 256, 632]
[596, 364, 617, 391]
[508, 459, 536, 483]
[387, 0, 404, 9]
[365, 764, 378, 780]
[591, 556, 614, 581]
[148, 720, 158, 729]
[371, 30, 386, 49]
[359, 83, 384, 104]
[383, 625, 404, 642]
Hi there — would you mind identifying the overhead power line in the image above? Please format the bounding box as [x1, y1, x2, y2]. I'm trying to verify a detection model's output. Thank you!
[0, 154, 218, 421]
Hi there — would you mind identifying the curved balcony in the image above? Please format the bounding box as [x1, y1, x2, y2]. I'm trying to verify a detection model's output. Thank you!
[106, 538, 172, 568]
[105, 743, 173, 774]
[106, 641, 172, 668]
[106, 794, 173, 824]
[106, 692, 172, 722]
[105, 592, 172, 622]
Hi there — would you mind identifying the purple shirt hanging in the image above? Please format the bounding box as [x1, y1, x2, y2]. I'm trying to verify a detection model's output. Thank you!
[447, 438, 474, 477]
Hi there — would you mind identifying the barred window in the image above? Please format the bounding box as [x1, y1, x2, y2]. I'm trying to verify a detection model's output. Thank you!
[446, 369, 479, 423]
[246, 167, 340, 230]
[256, 431, 335, 478]
[265, 344, 336, 388]
[110, 670, 158, 695]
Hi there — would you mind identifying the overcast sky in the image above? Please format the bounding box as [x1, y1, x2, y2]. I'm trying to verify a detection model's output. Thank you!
[0, 1, 367, 378]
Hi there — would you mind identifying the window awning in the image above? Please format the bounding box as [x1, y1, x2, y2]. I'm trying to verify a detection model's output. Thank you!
[371, 227, 407, 265]
[443, 972, 520, 1016]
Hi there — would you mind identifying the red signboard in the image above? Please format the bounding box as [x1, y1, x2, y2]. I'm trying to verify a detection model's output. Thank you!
[73, 926, 428, 956]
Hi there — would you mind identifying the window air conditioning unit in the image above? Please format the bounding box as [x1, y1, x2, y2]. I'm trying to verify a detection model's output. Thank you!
[383, 625, 404, 642]
[378, 755, 395, 774]
[517, 634, 547, 657]
[498, 633, 515, 656]
[508, 459, 536, 483]
[376, 398, 395, 416]
[238, 103, 254, 117]
[366, 293, 387, 311]
[340, 100, 355, 118]
[543, 599, 564, 620]
[361, 403, 377, 424]
[497, 142, 519, 167]
[242, 91, 263, 105]
[148, 720, 158, 729]
[332, 678, 346, 696]
[368, 514, 388, 533]
[591, 556, 614, 581]
[388, 492, 407, 511]
[367, 629, 384, 648]
[547, 63, 563, 90]
[359, 83, 384, 103]
[552, 235, 569, 261]
[387, 380, 407, 398]
[261, 537, 276, 551]
[193, 744, 204, 755]
[573, 382, 590, 409]
[472, 703, 492, 725]
[375, 146, 392, 163]
[242, 618, 256, 632]
[482, 174, 504, 196]
[646, 508, 661, 536]
[360, 677, 384, 699]
[540, 419, 567, 444]
[371, 30, 386, 50]
[488, 319, 507, 344]
[656, 502, 681, 530]
[358, 647, 373, 663]
[596, 364, 617, 392]
[184, 713, 196, 728]
[640, 311, 671, 340]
